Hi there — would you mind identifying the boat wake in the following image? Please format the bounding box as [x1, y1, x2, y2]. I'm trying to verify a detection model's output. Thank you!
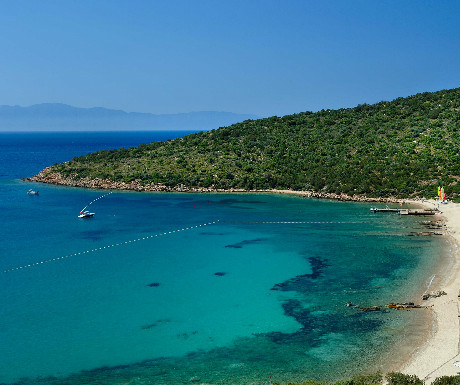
[78, 192, 113, 218]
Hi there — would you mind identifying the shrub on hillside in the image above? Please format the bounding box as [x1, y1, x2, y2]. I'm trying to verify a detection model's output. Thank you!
[334, 372, 383, 385]
[386, 372, 423, 385]
[431, 376, 460, 385]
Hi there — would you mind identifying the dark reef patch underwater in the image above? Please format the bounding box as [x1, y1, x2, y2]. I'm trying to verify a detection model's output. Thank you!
[225, 238, 268, 248]
[146, 282, 161, 287]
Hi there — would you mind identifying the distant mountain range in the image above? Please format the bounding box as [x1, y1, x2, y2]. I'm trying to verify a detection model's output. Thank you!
[0, 103, 259, 131]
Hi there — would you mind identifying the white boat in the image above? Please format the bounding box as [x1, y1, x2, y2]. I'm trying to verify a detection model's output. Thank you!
[27, 189, 39, 195]
[78, 211, 95, 218]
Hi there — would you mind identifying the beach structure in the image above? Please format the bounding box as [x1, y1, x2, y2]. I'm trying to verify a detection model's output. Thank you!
[370, 206, 400, 213]
[370, 207, 438, 215]
[438, 186, 447, 203]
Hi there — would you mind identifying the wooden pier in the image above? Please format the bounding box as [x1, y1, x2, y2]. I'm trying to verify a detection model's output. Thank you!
[370, 207, 400, 213]
[399, 208, 438, 215]
[370, 207, 439, 215]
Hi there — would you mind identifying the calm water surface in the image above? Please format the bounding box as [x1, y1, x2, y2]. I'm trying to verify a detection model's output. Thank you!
[0, 131, 446, 384]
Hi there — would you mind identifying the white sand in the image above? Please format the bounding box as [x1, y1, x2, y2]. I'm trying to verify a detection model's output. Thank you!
[400, 200, 460, 382]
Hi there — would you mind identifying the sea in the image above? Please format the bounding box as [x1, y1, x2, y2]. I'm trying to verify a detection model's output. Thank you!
[0, 131, 448, 385]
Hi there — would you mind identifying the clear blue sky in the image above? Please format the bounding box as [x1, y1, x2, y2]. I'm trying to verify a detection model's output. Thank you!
[0, 0, 459, 117]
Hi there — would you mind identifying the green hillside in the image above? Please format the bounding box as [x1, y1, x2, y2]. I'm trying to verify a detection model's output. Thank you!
[39, 88, 460, 200]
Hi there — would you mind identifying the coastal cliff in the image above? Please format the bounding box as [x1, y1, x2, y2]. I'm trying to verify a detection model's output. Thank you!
[30, 88, 460, 201]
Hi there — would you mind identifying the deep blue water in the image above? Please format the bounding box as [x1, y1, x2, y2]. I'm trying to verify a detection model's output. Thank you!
[0, 131, 446, 385]
[0, 131, 194, 180]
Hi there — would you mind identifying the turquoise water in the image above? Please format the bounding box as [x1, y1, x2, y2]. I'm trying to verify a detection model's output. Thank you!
[0, 132, 446, 384]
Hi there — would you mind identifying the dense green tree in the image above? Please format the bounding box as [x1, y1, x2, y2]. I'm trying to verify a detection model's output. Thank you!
[431, 376, 460, 385]
[385, 372, 423, 385]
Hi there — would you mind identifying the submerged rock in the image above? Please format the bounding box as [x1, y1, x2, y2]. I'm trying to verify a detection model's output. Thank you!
[422, 290, 447, 300]
[141, 323, 157, 330]
[387, 302, 422, 309]
[225, 238, 267, 249]
[359, 306, 381, 312]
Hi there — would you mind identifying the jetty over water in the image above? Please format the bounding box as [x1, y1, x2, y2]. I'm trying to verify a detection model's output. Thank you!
[370, 207, 400, 213]
[370, 207, 439, 215]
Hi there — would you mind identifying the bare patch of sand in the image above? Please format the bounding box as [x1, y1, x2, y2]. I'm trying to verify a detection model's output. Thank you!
[399, 200, 460, 382]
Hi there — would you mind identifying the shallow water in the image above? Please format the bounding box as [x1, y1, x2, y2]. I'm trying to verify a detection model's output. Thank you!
[0, 132, 446, 384]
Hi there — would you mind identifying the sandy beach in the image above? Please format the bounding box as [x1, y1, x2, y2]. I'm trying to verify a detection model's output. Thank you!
[399, 200, 460, 382]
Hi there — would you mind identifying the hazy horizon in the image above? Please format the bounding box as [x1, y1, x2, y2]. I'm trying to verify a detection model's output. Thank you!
[0, 1, 458, 118]
[0, 103, 259, 132]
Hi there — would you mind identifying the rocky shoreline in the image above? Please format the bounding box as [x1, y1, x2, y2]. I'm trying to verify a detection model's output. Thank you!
[26, 167, 407, 204]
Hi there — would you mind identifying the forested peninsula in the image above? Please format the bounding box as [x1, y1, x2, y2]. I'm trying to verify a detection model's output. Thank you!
[31, 88, 460, 201]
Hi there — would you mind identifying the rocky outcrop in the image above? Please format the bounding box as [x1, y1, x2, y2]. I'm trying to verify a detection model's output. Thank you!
[26, 168, 409, 203]
[422, 290, 447, 300]
[387, 302, 422, 309]
[27, 168, 213, 192]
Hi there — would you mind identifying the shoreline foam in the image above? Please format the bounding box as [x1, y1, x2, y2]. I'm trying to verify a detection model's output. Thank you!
[399, 200, 460, 382]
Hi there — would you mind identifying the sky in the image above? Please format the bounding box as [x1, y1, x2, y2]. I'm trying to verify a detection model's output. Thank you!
[0, 0, 459, 118]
